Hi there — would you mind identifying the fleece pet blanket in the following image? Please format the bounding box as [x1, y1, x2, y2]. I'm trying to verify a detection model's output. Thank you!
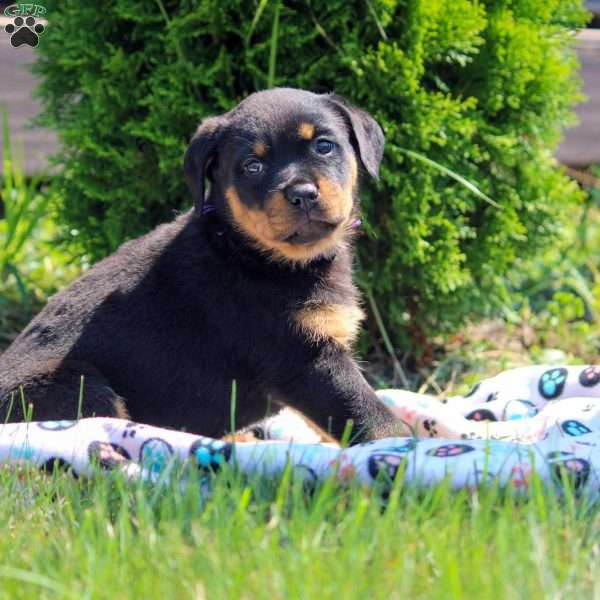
[1, 365, 600, 495]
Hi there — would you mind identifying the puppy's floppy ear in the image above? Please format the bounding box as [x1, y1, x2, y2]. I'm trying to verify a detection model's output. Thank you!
[324, 94, 385, 180]
[184, 116, 225, 214]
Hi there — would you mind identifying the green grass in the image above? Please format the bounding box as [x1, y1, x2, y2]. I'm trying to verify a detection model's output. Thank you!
[0, 463, 598, 599]
[2, 122, 600, 598]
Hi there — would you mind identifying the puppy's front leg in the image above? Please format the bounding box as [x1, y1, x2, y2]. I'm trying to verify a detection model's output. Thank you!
[275, 345, 401, 442]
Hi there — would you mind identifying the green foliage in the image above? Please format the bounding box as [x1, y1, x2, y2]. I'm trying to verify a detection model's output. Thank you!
[502, 173, 600, 363]
[33, 0, 588, 353]
[0, 461, 599, 598]
[0, 117, 81, 348]
[1, 113, 49, 306]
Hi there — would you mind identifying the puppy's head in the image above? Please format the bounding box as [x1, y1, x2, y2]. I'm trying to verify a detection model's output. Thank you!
[184, 88, 384, 264]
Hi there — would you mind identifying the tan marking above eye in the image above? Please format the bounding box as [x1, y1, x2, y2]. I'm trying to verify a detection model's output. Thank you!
[253, 142, 267, 157]
[294, 303, 365, 349]
[298, 122, 315, 140]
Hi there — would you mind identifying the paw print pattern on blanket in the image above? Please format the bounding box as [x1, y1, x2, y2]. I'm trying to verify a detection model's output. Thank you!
[139, 437, 173, 474]
[426, 444, 475, 458]
[2, 364, 600, 496]
[368, 453, 406, 483]
[423, 419, 438, 437]
[369, 439, 421, 479]
[189, 439, 232, 472]
[579, 366, 600, 388]
[41, 457, 75, 474]
[466, 409, 497, 422]
[551, 458, 591, 491]
[88, 441, 130, 470]
[561, 420, 592, 437]
[538, 367, 568, 399]
[367, 439, 419, 482]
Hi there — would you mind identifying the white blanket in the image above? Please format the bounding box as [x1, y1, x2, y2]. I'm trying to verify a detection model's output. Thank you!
[1, 365, 599, 496]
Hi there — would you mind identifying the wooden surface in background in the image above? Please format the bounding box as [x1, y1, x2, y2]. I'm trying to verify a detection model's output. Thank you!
[0, 17, 56, 175]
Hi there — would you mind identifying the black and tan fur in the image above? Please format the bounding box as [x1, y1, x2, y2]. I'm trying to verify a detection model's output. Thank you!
[0, 88, 399, 441]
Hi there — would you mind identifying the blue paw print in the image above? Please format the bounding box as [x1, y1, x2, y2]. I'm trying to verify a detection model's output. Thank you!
[538, 368, 568, 399]
[139, 438, 173, 474]
[189, 439, 232, 472]
[561, 420, 592, 437]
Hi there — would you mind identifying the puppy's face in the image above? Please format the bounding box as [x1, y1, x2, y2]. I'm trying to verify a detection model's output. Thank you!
[185, 89, 384, 264]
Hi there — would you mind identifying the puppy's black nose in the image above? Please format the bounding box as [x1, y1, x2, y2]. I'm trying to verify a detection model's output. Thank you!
[284, 182, 319, 211]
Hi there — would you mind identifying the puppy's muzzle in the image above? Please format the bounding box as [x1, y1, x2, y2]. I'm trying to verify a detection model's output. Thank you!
[284, 182, 319, 212]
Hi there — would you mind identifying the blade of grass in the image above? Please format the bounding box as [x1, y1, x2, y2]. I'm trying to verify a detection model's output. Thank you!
[77, 375, 85, 419]
[5, 265, 30, 306]
[365, 0, 388, 41]
[1, 110, 13, 198]
[230, 378, 237, 437]
[267, 2, 280, 88]
[398, 147, 501, 209]
[9, 190, 49, 257]
[362, 283, 410, 389]
[245, 0, 270, 46]
[0, 567, 74, 597]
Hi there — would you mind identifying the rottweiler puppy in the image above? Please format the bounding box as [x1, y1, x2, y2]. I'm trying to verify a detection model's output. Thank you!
[0, 88, 399, 441]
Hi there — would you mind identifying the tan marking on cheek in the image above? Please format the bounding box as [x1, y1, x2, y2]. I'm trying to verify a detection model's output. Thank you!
[294, 304, 365, 349]
[226, 186, 271, 240]
[298, 122, 315, 140]
[225, 186, 347, 265]
[253, 142, 267, 157]
[317, 176, 353, 221]
[263, 191, 298, 241]
[264, 192, 345, 261]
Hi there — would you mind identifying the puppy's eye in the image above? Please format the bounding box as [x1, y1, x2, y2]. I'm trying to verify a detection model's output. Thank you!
[243, 158, 263, 175]
[315, 139, 335, 155]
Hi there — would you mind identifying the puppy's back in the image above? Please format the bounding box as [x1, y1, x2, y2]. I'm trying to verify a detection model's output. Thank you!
[0, 210, 197, 392]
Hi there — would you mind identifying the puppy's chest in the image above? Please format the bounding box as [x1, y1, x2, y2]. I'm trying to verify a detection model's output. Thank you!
[291, 300, 364, 349]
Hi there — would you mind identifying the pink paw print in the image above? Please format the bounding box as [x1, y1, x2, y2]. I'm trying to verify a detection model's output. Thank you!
[329, 453, 357, 482]
[510, 465, 531, 489]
